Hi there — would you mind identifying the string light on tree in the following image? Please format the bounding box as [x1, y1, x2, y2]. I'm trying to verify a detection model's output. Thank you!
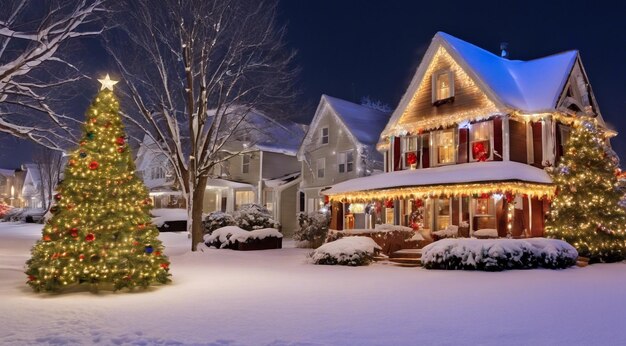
[25, 75, 170, 292]
[545, 121, 626, 263]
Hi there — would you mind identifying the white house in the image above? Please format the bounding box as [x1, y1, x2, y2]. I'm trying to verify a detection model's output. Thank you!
[297, 95, 390, 223]
[135, 110, 306, 235]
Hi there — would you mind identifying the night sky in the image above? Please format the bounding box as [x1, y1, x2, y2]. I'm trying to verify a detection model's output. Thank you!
[2, 0, 625, 168]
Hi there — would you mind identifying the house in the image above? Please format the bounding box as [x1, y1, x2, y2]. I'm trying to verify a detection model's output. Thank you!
[135, 110, 306, 235]
[0, 167, 26, 207]
[297, 95, 390, 225]
[323, 32, 613, 239]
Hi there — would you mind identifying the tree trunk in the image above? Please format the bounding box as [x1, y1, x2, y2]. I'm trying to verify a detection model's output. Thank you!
[190, 175, 209, 251]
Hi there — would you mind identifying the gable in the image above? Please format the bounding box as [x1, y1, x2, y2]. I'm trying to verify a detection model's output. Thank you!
[556, 58, 605, 126]
[297, 96, 360, 160]
[397, 45, 499, 128]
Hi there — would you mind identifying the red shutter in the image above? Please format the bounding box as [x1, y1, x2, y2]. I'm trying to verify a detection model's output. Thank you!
[555, 125, 563, 163]
[457, 128, 468, 163]
[493, 117, 503, 161]
[393, 137, 401, 171]
[531, 122, 543, 167]
[421, 135, 430, 169]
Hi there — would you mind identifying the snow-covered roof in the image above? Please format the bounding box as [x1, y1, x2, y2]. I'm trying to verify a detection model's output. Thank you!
[323, 161, 551, 195]
[206, 178, 253, 189]
[382, 32, 581, 139]
[438, 32, 577, 112]
[297, 95, 390, 161]
[323, 95, 390, 145]
[264, 172, 301, 188]
[0, 168, 15, 177]
[242, 110, 306, 156]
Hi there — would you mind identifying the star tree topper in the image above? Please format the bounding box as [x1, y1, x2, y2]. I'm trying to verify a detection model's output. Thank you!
[98, 74, 118, 91]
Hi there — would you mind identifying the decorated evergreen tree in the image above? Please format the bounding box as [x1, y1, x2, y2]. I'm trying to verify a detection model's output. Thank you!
[25, 75, 170, 292]
[546, 120, 626, 263]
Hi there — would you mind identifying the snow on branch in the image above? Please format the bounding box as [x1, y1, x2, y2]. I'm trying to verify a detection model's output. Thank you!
[0, 0, 106, 149]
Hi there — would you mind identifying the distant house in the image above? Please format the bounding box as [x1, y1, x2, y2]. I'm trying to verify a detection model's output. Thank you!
[323, 32, 612, 238]
[21, 164, 45, 209]
[297, 95, 390, 224]
[0, 168, 26, 207]
[135, 110, 306, 235]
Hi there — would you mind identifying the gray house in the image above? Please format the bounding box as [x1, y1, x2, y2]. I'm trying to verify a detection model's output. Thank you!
[297, 95, 390, 222]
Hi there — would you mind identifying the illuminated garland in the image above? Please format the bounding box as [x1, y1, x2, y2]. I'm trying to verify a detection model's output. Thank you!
[327, 181, 554, 203]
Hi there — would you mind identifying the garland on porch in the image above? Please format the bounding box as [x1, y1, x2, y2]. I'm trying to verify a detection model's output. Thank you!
[327, 181, 554, 204]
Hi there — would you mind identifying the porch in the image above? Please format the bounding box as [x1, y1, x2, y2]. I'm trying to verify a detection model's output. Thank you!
[323, 161, 554, 241]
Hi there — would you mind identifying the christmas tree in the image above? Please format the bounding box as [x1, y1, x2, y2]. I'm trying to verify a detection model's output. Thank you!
[25, 75, 170, 292]
[546, 120, 626, 263]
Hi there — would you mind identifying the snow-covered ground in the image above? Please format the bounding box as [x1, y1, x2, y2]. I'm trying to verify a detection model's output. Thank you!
[2, 222, 626, 345]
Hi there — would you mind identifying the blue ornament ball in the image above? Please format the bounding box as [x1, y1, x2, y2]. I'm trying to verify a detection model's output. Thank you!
[144, 245, 154, 254]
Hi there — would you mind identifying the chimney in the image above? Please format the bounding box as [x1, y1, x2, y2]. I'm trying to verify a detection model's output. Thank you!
[500, 42, 509, 59]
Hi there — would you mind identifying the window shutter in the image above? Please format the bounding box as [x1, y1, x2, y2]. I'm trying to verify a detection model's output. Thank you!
[493, 117, 503, 161]
[421, 135, 430, 169]
[457, 128, 468, 163]
[508, 119, 527, 163]
[393, 137, 401, 171]
[556, 125, 563, 163]
[531, 122, 543, 167]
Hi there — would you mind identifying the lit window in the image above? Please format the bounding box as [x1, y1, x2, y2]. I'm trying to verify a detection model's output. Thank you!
[235, 190, 254, 210]
[434, 130, 455, 165]
[402, 136, 420, 168]
[317, 158, 325, 179]
[435, 198, 450, 231]
[433, 70, 454, 103]
[264, 190, 275, 212]
[470, 121, 492, 162]
[242, 154, 250, 174]
[321, 127, 329, 145]
[338, 151, 354, 173]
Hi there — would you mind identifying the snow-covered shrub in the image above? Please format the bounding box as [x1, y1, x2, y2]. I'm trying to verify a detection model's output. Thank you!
[204, 226, 282, 249]
[525, 238, 579, 269]
[422, 238, 577, 271]
[310, 236, 381, 266]
[1, 208, 45, 222]
[234, 204, 280, 231]
[326, 227, 415, 254]
[203, 211, 236, 234]
[294, 212, 330, 248]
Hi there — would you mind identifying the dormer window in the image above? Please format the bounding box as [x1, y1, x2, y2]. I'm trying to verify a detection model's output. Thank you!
[432, 70, 454, 105]
[321, 127, 329, 145]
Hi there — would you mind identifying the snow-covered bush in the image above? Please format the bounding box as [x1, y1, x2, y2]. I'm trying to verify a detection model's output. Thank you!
[294, 212, 330, 248]
[234, 204, 280, 231]
[203, 211, 236, 234]
[1, 208, 45, 223]
[422, 238, 577, 271]
[310, 236, 381, 266]
[204, 226, 282, 249]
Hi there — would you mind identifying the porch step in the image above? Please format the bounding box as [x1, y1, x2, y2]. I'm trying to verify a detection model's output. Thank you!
[389, 249, 422, 259]
[387, 257, 422, 267]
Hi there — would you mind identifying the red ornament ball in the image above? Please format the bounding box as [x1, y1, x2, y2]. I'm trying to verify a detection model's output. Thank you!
[160, 263, 169, 269]
[54, 193, 62, 201]
[85, 233, 96, 242]
[43, 235, 51, 242]
[28, 275, 36, 281]
[89, 161, 99, 170]
[79, 254, 85, 260]
[117, 147, 124, 153]
[69, 159, 77, 166]
[116, 136, 125, 145]
[69, 228, 79, 237]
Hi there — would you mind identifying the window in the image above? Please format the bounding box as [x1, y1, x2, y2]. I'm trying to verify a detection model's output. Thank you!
[470, 121, 492, 162]
[432, 70, 454, 103]
[299, 192, 305, 212]
[338, 151, 354, 173]
[435, 198, 451, 231]
[434, 129, 455, 165]
[559, 125, 571, 148]
[401, 136, 420, 168]
[242, 154, 250, 174]
[235, 190, 255, 210]
[321, 127, 329, 145]
[317, 158, 325, 179]
[150, 166, 165, 180]
[307, 197, 321, 213]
